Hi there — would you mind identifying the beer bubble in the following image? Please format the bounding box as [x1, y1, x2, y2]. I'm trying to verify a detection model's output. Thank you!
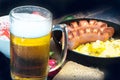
[10, 13, 52, 38]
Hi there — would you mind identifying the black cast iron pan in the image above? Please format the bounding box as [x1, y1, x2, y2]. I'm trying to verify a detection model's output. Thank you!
[52, 18, 120, 71]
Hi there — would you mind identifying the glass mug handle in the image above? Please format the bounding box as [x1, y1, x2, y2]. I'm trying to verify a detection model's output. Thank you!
[49, 24, 68, 72]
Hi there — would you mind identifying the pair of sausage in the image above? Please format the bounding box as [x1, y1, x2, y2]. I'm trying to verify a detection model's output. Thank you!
[66, 20, 114, 50]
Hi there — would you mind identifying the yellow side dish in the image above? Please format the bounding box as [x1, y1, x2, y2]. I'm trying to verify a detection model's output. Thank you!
[74, 39, 120, 58]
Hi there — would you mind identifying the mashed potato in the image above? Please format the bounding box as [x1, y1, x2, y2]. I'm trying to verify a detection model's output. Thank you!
[74, 39, 120, 58]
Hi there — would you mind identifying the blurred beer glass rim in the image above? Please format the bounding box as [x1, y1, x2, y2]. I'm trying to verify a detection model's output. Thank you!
[9, 5, 53, 22]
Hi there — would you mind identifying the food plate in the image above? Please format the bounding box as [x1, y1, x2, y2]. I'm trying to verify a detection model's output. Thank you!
[0, 15, 10, 58]
[53, 18, 120, 70]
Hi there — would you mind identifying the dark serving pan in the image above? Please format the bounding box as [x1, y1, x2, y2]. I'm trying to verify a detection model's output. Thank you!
[53, 18, 120, 71]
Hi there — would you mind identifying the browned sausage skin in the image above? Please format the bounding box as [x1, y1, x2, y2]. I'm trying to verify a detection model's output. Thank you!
[66, 20, 115, 50]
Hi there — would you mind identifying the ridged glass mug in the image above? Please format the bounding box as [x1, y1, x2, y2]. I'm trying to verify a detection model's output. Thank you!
[9, 5, 67, 80]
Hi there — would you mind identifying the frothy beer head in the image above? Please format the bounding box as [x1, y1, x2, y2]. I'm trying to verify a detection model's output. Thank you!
[10, 13, 52, 38]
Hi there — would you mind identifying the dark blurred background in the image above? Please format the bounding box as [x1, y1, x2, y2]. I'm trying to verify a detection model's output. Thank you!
[0, 0, 120, 18]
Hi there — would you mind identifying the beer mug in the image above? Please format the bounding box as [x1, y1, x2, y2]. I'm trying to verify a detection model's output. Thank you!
[9, 5, 67, 80]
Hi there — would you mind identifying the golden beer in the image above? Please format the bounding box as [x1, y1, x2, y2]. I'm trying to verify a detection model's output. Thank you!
[10, 33, 51, 80]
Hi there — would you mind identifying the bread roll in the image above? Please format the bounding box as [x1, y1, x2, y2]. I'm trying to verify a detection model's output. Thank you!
[53, 61, 104, 80]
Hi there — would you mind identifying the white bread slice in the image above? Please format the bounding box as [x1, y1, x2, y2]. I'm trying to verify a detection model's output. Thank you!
[53, 61, 104, 80]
